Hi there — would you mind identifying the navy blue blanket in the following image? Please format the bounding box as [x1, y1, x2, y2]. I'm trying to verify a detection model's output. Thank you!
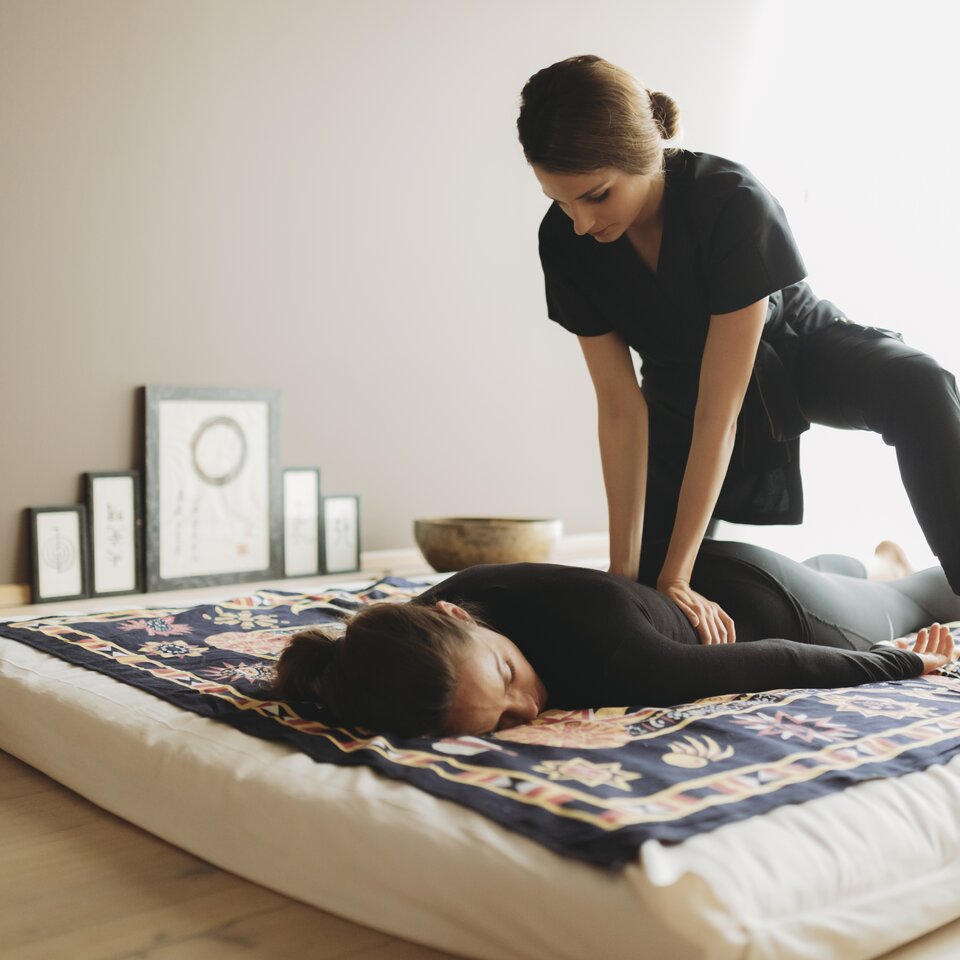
[3, 581, 960, 869]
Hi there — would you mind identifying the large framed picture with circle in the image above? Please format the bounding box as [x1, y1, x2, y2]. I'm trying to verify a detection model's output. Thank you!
[143, 385, 282, 592]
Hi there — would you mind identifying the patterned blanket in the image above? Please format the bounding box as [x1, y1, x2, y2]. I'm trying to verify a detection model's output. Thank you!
[3, 581, 960, 870]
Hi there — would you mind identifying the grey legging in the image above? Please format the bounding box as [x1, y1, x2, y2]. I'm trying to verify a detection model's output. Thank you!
[691, 539, 960, 651]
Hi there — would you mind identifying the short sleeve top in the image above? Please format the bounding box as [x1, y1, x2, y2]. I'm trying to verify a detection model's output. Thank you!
[538, 151, 840, 524]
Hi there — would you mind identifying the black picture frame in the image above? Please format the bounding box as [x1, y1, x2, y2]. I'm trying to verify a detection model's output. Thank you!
[27, 505, 90, 603]
[282, 467, 322, 578]
[143, 385, 283, 592]
[83, 470, 144, 597]
[321, 494, 361, 575]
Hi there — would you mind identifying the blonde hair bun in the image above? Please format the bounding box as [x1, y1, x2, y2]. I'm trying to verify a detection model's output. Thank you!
[648, 90, 680, 141]
[517, 55, 681, 176]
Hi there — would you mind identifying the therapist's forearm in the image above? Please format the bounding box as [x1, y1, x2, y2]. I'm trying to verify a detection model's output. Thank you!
[598, 400, 649, 578]
[658, 300, 766, 587]
[658, 417, 737, 585]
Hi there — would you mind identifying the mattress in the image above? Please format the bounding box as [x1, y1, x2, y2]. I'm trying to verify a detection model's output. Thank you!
[3, 589, 960, 960]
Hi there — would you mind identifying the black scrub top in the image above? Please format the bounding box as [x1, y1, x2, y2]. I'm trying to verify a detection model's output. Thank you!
[414, 563, 921, 709]
[538, 150, 842, 525]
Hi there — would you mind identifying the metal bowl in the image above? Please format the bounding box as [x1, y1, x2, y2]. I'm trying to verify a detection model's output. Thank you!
[414, 517, 563, 573]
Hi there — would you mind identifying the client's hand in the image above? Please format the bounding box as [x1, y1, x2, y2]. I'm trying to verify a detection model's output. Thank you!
[657, 578, 736, 645]
[912, 623, 956, 674]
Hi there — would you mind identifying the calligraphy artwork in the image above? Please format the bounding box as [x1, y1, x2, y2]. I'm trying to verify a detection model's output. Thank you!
[322, 494, 361, 574]
[144, 386, 282, 591]
[84, 471, 142, 596]
[283, 468, 321, 577]
[27, 505, 89, 602]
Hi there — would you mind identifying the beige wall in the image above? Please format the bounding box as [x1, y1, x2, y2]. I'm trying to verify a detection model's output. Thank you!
[2, 0, 957, 586]
[0, 0, 765, 584]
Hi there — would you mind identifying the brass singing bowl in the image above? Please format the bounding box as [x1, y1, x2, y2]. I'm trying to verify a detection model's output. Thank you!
[414, 517, 563, 573]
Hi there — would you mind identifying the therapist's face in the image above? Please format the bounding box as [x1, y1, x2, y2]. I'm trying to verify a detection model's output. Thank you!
[532, 165, 663, 242]
[435, 601, 548, 736]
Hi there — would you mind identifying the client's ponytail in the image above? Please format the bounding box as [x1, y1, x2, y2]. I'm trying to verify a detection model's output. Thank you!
[270, 627, 347, 715]
[269, 601, 478, 736]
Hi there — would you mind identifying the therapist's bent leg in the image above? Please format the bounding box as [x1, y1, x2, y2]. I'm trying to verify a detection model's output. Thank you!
[795, 322, 960, 595]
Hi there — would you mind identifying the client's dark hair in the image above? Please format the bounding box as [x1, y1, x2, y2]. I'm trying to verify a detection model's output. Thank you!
[270, 601, 477, 737]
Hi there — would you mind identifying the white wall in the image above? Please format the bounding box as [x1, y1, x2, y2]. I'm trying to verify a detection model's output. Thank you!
[1, 0, 956, 582]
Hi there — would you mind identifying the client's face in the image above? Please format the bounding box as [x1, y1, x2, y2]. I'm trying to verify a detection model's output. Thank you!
[435, 601, 548, 736]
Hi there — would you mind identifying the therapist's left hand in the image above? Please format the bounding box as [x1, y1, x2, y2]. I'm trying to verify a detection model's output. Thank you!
[657, 578, 737, 645]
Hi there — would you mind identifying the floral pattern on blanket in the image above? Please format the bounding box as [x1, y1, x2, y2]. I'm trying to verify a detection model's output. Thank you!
[3, 581, 960, 870]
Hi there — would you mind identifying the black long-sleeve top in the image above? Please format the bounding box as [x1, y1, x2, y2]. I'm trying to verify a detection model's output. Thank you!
[414, 563, 923, 709]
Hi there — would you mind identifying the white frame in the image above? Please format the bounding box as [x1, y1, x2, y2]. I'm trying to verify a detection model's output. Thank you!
[283, 468, 322, 577]
[321, 495, 361, 574]
[84, 471, 142, 596]
[28, 505, 89, 603]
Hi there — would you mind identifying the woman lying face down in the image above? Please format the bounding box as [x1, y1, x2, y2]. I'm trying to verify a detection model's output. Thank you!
[270, 549, 959, 738]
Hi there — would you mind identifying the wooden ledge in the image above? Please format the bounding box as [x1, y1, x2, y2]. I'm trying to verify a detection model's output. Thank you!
[0, 533, 609, 620]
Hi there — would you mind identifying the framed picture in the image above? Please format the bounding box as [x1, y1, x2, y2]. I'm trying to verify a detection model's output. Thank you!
[143, 386, 283, 592]
[283, 467, 321, 577]
[83, 470, 143, 597]
[322, 494, 361, 575]
[28, 505, 89, 603]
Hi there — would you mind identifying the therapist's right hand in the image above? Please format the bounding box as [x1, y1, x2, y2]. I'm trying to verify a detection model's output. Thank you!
[657, 577, 737, 645]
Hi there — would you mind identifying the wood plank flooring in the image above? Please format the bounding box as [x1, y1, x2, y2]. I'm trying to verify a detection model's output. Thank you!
[0, 749, 462, 960]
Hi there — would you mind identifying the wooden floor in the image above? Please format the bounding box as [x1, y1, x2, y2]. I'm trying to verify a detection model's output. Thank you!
[0, 749, 462, 960]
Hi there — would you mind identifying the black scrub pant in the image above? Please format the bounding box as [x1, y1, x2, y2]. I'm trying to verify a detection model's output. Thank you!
[692, 539, 960, 651]
[794, 320, 960, 594]
[639, 320, 960, 594]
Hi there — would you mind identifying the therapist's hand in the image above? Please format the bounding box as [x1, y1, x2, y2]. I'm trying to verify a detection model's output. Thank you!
[657, 578, 736, 645]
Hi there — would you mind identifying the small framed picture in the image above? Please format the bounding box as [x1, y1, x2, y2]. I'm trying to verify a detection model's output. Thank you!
[28, 505, 90, 603]
[322, 495, 361, 575]
[143, 385, 283, 591]
[84, 470, 143, 596]
[283, 467, 321, 577]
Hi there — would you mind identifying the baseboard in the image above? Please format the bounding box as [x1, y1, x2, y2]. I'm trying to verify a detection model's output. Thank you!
[0, 584, 29, 607]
